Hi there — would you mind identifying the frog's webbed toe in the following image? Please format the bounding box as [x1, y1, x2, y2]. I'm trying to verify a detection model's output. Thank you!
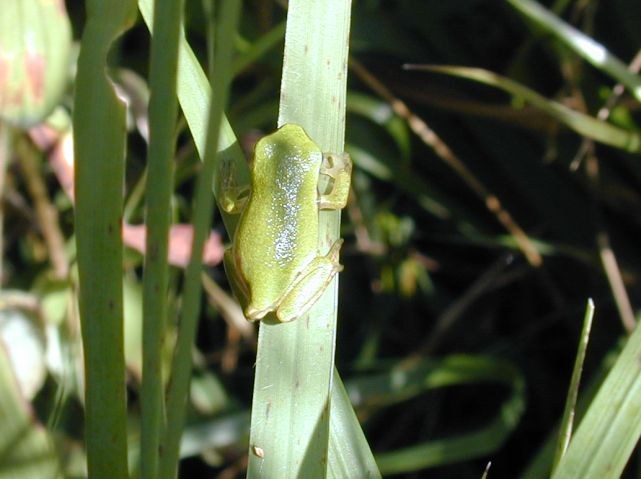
[275, 241, 344, 322]
[319, 153, 352, 210]
[245, 304, 270, 322]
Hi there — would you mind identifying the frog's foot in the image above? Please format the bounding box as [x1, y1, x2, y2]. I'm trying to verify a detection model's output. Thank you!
[218, 184, 250, 214]
[319, 153, 352, 210]
[275, 240, 344, 322]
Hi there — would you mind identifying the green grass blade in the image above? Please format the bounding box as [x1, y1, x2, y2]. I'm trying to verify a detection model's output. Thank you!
[552, 315, 641, 478]
[506, 0, 641, 103]
[246, 0, 353, 477]
[73, 2, 137, 477]
[406, 65, 641, 153]
[144, 1, 376, 474]
[158, 2, 242, 478]
[140, 0, 184, 478]
[522, 347, 618, 479]
[233, 21, 286, 75]
[368, 356, 525, 475]
[138, 0, 250, 235]
[552, 299, 594, 472]
[329, 370, 381, 479]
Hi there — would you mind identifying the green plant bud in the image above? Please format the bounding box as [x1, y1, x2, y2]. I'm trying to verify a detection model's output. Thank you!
[0, 0, 72, 128]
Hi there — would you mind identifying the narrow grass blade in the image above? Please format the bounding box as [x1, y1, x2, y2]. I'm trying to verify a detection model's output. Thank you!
[158, 2, 242, 478]
[365, 356, 525, 475]
[141, 5, 379, 476]
[506, 0, 641, 103]
[522, 345, 618, 479]
[552, 299, 594, 472]
[552, 313, 641, 478]
[138, 0, 250, 235]
[73, 2, 137, 477]
[405, 65, 641, 153]
[140, 0, 184, 478]
[246, 1, 353, 477]
[353, 59, 541, 267]
[233, 21, 286, 75]
[329, 370, 381, 479]
[348, 144, 472, 226]
[346, 92, 411, 160]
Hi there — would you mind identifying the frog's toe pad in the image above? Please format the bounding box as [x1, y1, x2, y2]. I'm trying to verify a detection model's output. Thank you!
[245, 305, 269, 322]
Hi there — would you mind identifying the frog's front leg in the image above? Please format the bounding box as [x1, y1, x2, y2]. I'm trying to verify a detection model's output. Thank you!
[273, 240, 344, 323]
[319, 152, 352, 210]
[218, 156, 251, 215]
[218, 184, 250, 215]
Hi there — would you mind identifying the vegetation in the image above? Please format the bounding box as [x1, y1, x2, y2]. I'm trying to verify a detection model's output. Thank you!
[1, 0, 641, 477]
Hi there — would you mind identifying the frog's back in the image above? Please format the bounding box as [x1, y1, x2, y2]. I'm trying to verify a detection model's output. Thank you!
[236, 125, 323, 310]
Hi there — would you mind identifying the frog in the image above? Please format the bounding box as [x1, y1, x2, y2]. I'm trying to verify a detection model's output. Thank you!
[220, 123, 352, 323]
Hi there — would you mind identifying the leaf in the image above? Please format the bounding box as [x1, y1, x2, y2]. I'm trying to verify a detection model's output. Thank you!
[407, 64, 641, 152]
[72, 0, 137, 476]
[362, 356, 525, 475]
[0, 341, 59, 478]
[247, 1, 355, 477]
[552, 317, 641, 478]
[506, 0, 641, 103]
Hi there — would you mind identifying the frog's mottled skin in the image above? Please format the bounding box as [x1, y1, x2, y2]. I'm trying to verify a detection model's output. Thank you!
[222, 124, 351, 323]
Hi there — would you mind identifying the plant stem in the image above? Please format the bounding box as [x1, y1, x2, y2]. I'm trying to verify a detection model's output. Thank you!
[140, 0, 184, 477]
[158, 1, 242, 477]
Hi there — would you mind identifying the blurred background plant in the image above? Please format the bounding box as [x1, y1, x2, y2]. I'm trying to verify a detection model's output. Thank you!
[2, 0, 641, 477]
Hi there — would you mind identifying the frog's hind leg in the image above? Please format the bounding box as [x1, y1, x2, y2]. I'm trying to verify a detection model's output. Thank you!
[223, 248, 252, 320]
[275, 240, 344, 323]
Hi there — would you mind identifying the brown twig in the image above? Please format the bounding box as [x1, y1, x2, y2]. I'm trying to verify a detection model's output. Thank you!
[16, 136, 68, 278]
[564, 44, 641, 333]
[201, 271, 255, 343]
[345, 186, 386, 256]
[350, 58, 543, 267]
[420, 253, 515, 355]
[570, 48, 641, 170]
[0, 125, 10, 284]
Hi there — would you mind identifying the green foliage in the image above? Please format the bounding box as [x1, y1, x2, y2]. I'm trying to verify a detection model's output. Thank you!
[73, 0, 137, 477]
[4, 0, 641, 478]
[140, 0, 184, 478]
[246, 2, 352, 477]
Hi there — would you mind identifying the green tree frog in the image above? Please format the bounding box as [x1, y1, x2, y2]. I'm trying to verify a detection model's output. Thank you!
[221, 124, 352, 323]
